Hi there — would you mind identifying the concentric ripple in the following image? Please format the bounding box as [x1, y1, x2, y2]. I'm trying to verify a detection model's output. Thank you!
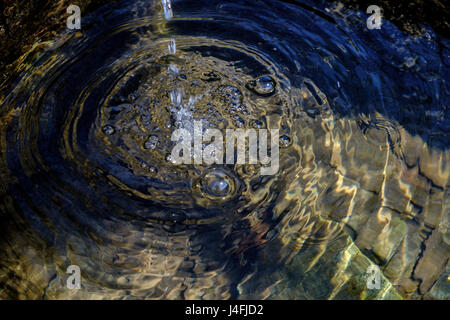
[0, 0, 448, 300]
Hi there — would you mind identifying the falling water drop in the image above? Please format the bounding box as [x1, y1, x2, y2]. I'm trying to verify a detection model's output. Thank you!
[168, 38, 176, 55]
[162, 0, 173, 20]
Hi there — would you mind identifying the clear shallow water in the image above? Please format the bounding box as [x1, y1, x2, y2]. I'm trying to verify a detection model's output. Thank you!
[0, 0, 448, 299]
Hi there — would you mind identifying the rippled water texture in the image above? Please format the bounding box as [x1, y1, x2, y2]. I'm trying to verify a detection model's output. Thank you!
[0, 0, 449, 299]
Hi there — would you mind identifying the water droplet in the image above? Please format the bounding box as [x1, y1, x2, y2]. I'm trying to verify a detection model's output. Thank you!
[102, 125, 115, 135]
[144, 135, 159, 150]
[246, 76, 276, 96]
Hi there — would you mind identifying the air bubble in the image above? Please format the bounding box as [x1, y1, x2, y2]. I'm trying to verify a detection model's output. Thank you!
[404, 57, 416, 68]
[128, 93, 138, 102]
[252, 120, 264, 129]
[202, 170, 233, 198]
[144, 135, 159, 150]
[102, 125, 115, 135]
[246, 76, 276, 97]
[140, 162, 148, 168]
[233, 115, 245, 128]
[280, 135, 291, 147]
[218, 85, 242, 107]
[166, 154, 176, 164]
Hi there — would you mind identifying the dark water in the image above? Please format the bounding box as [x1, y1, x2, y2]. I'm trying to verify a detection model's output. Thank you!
[0, 0, 448, 299]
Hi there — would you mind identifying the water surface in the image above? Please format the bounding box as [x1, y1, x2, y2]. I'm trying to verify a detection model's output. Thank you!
[0, 0, 448, 299]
